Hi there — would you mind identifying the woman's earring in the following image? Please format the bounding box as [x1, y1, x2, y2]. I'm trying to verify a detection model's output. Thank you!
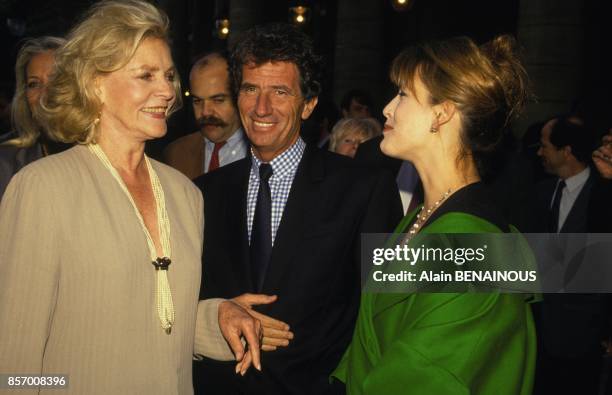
[88, 112, 101, 131]
[430, 113, 441, 133]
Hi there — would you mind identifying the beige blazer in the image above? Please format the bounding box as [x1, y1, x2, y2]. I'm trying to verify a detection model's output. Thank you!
[0, 145, 232, 394]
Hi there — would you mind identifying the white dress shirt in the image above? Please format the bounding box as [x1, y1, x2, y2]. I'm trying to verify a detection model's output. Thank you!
[203, 128, 248, 173]
[396, 161, 420, 213]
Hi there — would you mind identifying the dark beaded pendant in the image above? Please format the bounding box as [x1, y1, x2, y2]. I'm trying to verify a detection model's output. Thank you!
[152, 257, 172, 271]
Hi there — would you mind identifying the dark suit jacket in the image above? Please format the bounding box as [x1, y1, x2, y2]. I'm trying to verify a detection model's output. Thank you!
[587, 177, 612, 233]
[193, 145, 402, 395]
[354, 135, 402, 176]
[533, 171, 608, 360]
[535, 171, 596, 233]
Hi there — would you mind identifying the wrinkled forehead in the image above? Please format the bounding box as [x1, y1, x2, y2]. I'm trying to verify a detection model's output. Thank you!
[241, 61, 301, 90]
[26, 50, 56, 77]
[243, 60, 299, 76]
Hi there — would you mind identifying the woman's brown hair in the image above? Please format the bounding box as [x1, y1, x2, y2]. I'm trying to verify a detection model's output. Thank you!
[390, 35, 530, 177]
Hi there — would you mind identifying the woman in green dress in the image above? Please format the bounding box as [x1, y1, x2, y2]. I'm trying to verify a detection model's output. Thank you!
[333, 35, 535, 394]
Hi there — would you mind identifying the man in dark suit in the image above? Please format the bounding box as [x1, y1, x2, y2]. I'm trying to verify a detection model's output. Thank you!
[536, 116, 596, 233]
[193, 24, 402, 395]
[533, 116, 606, 395]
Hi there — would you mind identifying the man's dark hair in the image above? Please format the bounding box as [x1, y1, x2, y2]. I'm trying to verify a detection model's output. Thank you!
[340, 89, 373, 112]
[549, 116, 595, 165]
[229, 23, 322, 100]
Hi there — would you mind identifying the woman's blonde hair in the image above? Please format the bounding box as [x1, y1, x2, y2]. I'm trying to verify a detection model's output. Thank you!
[329, 117, 382, 153]
[40, 0, 181, 144]
[4, 36, 65, 148]
[390, 35, 530, 178]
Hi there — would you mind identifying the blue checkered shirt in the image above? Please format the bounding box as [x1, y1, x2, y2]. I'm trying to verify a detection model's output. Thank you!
[247, 137, 306, 245]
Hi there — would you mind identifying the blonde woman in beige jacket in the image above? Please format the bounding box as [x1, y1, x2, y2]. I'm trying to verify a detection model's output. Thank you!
[0, 1, 289, 393]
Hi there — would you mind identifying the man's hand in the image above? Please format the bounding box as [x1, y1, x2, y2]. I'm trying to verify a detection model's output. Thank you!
[232, 293, 294, 351]
[593, 130, 612, 179]
[218, 300, 262, 374]
[231, 294, 294, 376]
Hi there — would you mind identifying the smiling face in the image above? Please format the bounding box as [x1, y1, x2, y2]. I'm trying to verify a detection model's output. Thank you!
[237, 61, 317, 162]
[25, 50, 55, 111]
[97, 37, 176, 143]
[380, 75, 436, 161]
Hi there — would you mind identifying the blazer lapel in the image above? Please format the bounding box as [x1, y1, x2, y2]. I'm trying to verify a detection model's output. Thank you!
[560, 173, 594, 233]
[260, 146, 323, 294]
[226, 159, 254, 292]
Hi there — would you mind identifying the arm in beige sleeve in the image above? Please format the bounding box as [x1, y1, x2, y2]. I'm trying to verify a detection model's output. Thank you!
[0, 167, 60, 376]
[193, 298, 236, 361]
[192, 191, 235, 361]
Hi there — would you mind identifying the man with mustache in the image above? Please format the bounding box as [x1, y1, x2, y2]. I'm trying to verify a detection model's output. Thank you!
[164, 52, 247, 179]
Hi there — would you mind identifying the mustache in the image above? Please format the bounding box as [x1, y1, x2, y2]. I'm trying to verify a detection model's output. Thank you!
[197, 116, 227, 128]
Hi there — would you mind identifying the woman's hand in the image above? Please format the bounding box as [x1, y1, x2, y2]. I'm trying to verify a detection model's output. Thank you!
[217, 300, 262, 373]
[231, 293, 294, 375]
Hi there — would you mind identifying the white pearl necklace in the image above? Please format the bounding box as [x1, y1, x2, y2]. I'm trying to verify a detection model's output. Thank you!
[404, 189, 452, 242]
[88, 143, 175, 334]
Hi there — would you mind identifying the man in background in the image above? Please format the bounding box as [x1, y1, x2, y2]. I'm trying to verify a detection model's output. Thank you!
[164, 52, 247, 179]
[340, 89, 372, 119]
[533, 115, 606, 395]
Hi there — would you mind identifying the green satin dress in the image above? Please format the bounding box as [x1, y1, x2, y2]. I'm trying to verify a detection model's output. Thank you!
[332, 210, 536, 395]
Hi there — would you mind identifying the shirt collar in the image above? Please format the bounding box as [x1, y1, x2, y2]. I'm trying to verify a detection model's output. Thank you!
[227, 128, 244, 144]
[204, 127, 244, 147]
[563, 166, 590, 193]
[250, 137, 306, 180]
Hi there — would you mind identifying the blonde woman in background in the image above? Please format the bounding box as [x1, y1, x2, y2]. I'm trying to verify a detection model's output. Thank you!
[0, 36, 69, 198]
[329, 117, 381, 158]
[0, 1, 270, 393]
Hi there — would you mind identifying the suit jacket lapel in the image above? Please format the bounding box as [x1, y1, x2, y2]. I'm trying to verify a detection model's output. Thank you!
[227, 159, 253, 291]
[560, 172, 594, 233]
[260, 146, 324, 294]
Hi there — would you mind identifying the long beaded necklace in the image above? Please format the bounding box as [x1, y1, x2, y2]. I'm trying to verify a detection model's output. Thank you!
[88, 143, 175, 334]
[403, 188, 452, 244]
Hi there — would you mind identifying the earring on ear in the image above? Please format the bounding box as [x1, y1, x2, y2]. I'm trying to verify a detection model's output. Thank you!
[430, 113, 441, 133]
[88, 111, 101, 131]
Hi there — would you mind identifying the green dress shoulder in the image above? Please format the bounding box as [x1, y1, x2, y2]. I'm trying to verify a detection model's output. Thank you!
[332, 211, 536, 395]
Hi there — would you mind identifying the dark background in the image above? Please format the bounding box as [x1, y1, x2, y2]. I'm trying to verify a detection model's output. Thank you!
[1, 0, 609, 157]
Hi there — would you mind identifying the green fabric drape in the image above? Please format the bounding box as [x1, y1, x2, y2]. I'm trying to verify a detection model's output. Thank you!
[332, 210, 536, 395]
